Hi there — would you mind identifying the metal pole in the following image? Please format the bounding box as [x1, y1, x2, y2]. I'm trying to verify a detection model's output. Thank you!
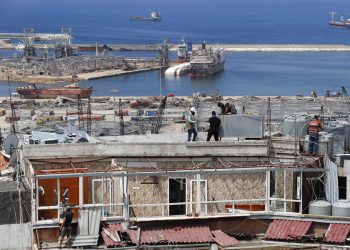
[159, 68, 162, 97]
[294, 115, 298, 157]
[267, 97, 272, 157]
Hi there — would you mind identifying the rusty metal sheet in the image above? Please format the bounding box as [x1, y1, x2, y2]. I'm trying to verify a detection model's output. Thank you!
[101, 223, 125, 247]
[323, 223, 350, 244]
[211, 230, 240, 247]
[265, 219, 312, 240]
[128, 226, 212, 245]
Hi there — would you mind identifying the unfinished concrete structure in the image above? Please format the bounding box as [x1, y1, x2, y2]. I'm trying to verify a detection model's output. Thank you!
[15, 135, 331, 248]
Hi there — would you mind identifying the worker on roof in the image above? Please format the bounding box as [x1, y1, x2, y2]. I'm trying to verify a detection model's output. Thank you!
[307, 115, 323, 155]
[218, 102, 237, 115]
[186, 107, 197, 142]
[207, 111, 221, 141]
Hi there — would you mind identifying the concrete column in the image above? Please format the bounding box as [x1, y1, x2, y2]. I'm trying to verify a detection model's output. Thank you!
[283, 170, 287, 212]
[57, 178, 60, 220]
[196, 174, 201, 214]
[265, 171, 270, 213]
[122, 175, 129, 222]
[79, 177, 83, 208]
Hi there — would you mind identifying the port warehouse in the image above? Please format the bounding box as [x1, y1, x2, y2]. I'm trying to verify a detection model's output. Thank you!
[8, 136, 344, 248]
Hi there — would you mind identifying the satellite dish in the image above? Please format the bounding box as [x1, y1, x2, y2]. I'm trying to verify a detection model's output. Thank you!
[3, 134, 18, 155]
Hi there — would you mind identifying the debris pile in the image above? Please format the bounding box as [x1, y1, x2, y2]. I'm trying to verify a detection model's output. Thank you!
[0, 56, 159, 83]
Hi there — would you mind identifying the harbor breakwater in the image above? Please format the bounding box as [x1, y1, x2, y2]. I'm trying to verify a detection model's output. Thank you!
[64, 44, 350, 52]
[2, 44, 350, 52]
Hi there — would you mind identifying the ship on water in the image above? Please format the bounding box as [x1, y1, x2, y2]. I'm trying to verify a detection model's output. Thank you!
[129, 11, 161, 22]
[165, 42, 226, 77]
[16, 83, 93, 99]
[329, 11, 350, 28]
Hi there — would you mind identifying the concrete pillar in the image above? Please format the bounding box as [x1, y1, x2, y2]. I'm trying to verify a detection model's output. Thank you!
[265, 171, 270, 213]
[122, 175, 129, 222]
[196, 174, 201, 214]
[79, 177, 83, 208]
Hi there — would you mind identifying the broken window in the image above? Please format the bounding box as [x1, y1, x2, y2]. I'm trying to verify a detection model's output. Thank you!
[339, 176, 347, 200]
[169, 178, 186, 215]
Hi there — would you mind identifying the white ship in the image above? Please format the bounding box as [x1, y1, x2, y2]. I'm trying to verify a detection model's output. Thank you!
[165, 42, 226, 77]
[190, 43, 226, 76]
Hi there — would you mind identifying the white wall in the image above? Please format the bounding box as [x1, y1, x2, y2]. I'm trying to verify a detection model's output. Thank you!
[0, 223, 31, 249]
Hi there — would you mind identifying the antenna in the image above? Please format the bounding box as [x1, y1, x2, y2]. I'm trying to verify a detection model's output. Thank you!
[329, 11, 337, 22]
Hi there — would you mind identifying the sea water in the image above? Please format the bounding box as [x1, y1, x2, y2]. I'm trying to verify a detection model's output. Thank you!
[0, 0, 350, 96]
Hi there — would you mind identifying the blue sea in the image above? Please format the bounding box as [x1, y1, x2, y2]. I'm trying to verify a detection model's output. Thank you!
[0, 0, 350, 96]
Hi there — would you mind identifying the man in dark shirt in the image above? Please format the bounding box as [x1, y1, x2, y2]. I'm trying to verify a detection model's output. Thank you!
[59, 207, 74, 248]
[207, 111, 221, 141]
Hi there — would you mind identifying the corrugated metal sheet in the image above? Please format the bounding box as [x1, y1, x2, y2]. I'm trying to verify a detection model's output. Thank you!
[211, 230, 240, 247]
[325, 155, 339, 204]
[128, 226, 212, 245]
[265, 220, 312, 240]
[72, 208, 101, 247]
[323, 223, 350, 244]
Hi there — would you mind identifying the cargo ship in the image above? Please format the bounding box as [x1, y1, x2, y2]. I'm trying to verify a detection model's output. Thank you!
[16, 84, 93, 99]
[329, 11, 350, 28]
[165, 42, 226, 77]
[129, 11, 161, 21]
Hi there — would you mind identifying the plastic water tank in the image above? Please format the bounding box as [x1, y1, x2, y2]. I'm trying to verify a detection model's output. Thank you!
[325, 123, 346, 154]
[309, 200, 332, 216]
[282, 115, 310, 138]
[332, 200, 350, 217]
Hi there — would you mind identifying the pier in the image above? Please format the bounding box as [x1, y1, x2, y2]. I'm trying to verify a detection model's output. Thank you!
[0, 32, 71, 42]
[72, 44, 350, 52]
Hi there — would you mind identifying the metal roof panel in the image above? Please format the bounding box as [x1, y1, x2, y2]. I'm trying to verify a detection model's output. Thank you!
[323, 223, 350, 244]
[265, 219, 312, 240]
[212, 230, 240, 247]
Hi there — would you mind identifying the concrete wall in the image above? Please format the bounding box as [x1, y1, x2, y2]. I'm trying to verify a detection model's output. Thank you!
[23, 141, 268, 159]
[0, 223, 31, 249]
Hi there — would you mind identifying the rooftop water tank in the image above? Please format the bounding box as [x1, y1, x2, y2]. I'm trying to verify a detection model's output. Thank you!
[309, 200, 332, 216]
[325, 122, 346, 154]
[282, 114, 310, 138]
[304, 132, 333, 155]
[332, 200, 350, 217]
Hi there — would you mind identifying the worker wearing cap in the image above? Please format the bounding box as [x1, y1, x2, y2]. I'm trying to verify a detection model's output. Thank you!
[307, 115, 323, 155]
[186, 107, 197, 142]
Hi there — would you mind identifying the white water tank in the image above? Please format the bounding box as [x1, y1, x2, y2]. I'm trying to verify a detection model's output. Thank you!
[282, 114, 310, 138]
[309, 200, 332, 216]
[332, 200, 350, 217]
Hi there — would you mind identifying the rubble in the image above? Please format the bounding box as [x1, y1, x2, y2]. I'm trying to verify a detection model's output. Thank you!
[0, 55, 159, 83]
[0, 95, 348, 139]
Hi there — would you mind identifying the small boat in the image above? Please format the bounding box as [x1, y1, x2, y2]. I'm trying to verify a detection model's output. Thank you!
[16, 83, 93, 99]
[329, 11, 350, 28]
[129, 11, 161, 21]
